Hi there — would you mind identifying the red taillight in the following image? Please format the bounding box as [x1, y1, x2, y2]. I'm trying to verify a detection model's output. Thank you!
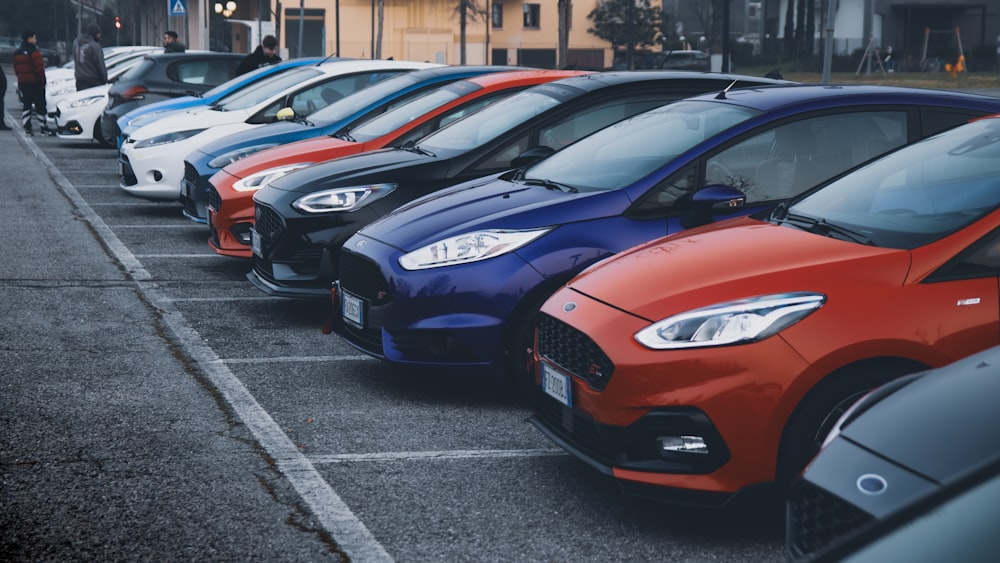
[120, 86, 148, 100]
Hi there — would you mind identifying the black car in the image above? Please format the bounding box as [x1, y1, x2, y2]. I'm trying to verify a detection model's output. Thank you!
[100, 51, 245, 143]
[249, 71, 792, 298]
[786, 345, 1000, 560]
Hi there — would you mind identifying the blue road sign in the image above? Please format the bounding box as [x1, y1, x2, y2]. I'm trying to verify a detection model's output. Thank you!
[169, 0, 187, 16]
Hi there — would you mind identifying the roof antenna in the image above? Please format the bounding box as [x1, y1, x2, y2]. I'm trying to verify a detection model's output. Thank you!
[715, 80, 739, 100]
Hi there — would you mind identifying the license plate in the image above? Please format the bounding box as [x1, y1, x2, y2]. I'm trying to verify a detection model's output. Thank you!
[541, 362, 572, 408]
[250, 228, 262, 257]
[341, 291, 364, 328]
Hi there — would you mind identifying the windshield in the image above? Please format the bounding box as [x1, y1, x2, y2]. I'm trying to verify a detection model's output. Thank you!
[200, 63, 292, 100]
[416, 87, 567, 153]
[786, 117, 1000, 250]
[216, 67, 324, 110]
[307, 72, 421, 125]
[346, 80, 480, 142]
[524, 100, 759, 192]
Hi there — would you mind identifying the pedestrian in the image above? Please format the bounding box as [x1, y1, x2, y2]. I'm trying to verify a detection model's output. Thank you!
[884, 45, 895, 72]
[0, 64, 9, 130]
[163, 30, 187, 53]
[13, 30, 50, 136]
[74, 23, 107, 91]
[235, 35, 281, 75]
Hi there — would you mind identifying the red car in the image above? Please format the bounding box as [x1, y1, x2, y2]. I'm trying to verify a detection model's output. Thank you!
[529, 114, 1000, 507]
[206, 69, 590, 258]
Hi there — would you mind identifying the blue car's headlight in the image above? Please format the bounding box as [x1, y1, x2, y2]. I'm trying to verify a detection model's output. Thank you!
[67, 95, 106, 108]
[634, 292, 826, 350]
[134, 129, 207, 148]
[207, 144, 281, 169]
[398, 228, 551, 271]
[292, 183, 396, 214]
[232, 163, 313, 192]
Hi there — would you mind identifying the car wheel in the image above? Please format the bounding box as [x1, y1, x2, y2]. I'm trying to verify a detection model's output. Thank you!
[93, 118, 111, 147]
[775, 359, 926, 495]
[504, 290, 555, 395]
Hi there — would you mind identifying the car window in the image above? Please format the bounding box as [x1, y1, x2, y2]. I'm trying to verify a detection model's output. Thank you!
[386, 92, 512, 147]
[168, 59, 234, 86]
[218, 67, 324, 110]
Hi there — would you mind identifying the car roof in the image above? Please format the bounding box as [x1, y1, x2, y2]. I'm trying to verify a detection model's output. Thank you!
[682, 83, 1000, 111]
[306, 58, 443, 74]
[465, 69, 593, 87]
[545, 70, 795, 93]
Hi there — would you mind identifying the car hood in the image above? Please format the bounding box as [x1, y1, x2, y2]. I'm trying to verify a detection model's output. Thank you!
[265, 148, 445, 194]
[567, 217, 910, 321]
[839, 349, 1000, 483]
[191, 120, 322, 161]
[221, 136, 358, 180]
[361, 178, 630, 250]
[131, 107, 253, 139]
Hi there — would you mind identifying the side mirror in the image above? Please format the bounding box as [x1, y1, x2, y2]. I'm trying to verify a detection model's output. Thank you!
[683, 184, 746, 228]
[511, 146, 555, 169]
[276, 107, 295, 121]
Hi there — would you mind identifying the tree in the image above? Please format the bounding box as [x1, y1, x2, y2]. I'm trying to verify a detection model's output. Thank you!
[587, 0, 662, 69]
[454, 0, 486, 65]
[557, 0, 571, 68]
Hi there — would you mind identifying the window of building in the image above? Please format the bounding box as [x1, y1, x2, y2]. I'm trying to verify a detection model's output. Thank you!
[523, 4, 540, 29]
[492, 3, 503, 29]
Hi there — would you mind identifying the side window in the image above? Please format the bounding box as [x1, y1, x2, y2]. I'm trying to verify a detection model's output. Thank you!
[705, 111, 908, 204]
[932, 228, 1000, 280]
[471, 132, 530, 173]
[922, 108, 988, 137]
[538, 99, 663, 152]
[171, 60, 232, 86]
[389, 94, 509, 148]
[629, 162, 699, 217]
[523, 4, 540, 28]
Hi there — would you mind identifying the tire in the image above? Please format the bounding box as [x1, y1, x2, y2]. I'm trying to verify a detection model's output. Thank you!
[775, 359, 926, 494]
[503, 290, 557, 395]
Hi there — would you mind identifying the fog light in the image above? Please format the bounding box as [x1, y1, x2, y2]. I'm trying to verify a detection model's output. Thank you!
[657, 435, 709, 455]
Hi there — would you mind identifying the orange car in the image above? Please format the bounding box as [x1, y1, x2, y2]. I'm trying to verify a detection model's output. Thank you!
[206, 69, 589, 258]
[529, 114, 1000, 507]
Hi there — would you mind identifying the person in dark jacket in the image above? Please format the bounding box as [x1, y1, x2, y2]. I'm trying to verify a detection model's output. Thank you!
[235, 35, 281, 75]
[13, 30, 49, 136]
[74, 23, 107, 91]
[163, 30, 187, 53]
[0, 66, 9, 130]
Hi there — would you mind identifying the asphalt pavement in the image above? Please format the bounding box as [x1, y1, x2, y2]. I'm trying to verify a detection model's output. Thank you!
[0, 69, 345, 560]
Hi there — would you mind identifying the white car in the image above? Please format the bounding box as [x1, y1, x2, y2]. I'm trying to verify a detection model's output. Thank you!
[118, 58, 440, 201]
[52, 84, 114, 144]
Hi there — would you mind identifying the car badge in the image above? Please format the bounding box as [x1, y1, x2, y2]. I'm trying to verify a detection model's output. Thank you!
[856, 473, 888, 495]
[356, 240, 367, 249]
[563, 302, 576, 312]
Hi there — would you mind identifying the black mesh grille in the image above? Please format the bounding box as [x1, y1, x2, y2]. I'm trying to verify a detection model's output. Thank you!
[339, 322, 384, 355]
[538, 314, 614, 391]
[119, 154, 137, 186]
[339, 250, 392, 305]
[786, 480, 874, 559]
[183, 161, 198, 183]
[207, 184, 221, 212]
[533, 391, 614, 466]
[254, 204, 284, 245]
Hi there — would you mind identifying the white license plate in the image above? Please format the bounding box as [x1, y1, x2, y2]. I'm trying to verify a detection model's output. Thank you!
[250, 228, 262, 257]
[341, 291, 364, 327]
[541, 362, 572, 408]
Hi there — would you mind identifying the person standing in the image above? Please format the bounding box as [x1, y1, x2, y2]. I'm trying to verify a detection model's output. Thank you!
[0, 64, 9, 130]
[74, 23, 107, 91]
[13, 30, 49, 136]
[235, 35, 281, 75]
[163, 31, 187, 53]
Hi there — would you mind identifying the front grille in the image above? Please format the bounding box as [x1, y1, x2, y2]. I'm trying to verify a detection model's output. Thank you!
[183, 161, 198, 184]
[207, 184, 221, 212]
[119, 153, 137, 186]
[254, 204, 285, 245]
[538, 314, 614, 391]
[339, 250, 392, 305]
[339, 322, 384, 356]
[786, 480, 874, 559]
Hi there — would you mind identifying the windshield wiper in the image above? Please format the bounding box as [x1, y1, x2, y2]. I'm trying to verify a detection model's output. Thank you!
[334, 130, 355, 142]
[523, 178, 577, 193]
[405, 144, 435, 157]
[778, 212, 873, 245]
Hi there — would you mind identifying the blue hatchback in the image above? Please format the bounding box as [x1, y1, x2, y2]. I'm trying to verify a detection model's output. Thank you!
[179, 65, 520, 222]
[334, 84, 1000, 380]
[116, 57, 327, 149]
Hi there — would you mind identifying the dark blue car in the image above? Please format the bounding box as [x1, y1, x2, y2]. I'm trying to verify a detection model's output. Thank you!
[333, 84, 1000, 380]
[180, 65, 521, 222]
[116, 56, 326, 148]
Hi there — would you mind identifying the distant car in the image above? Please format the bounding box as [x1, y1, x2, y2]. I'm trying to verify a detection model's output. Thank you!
[206, 69, 590, 258]
[334, 85, 1000, 383]
[180, 65, 525, 223]
[118, 59, 439, 205]
[249, 71, 789, 299]
[526, 112, 1000, 508]
[786, 344, 1000, 559]
[115, 56, 327, 149]
[657, 50, 711, 71]
[100, 51, 246, 143]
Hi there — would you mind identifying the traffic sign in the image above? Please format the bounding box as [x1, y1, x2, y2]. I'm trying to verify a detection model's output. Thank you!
[169, 0, 187, 16]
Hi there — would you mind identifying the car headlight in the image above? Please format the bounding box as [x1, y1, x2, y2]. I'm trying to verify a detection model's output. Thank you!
[134, 129, 207, 148]
[634, 292, 826, 350]
[398, 228, 551, 271]
[207, 144, 280, 169]
[67, 96, 105, 108]
[292, 183, 396, 214]
[232, 163, 313, 192]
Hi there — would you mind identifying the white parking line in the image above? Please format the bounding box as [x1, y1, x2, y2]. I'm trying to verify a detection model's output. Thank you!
[115, 224, 200, 228]
[133, 253, 219, 258]
[32, 141, 394, 563]
[218, 356, 377, 364]
[311, 449, 568, 464]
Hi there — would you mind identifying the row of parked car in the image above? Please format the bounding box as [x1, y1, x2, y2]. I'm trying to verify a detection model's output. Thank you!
[45, 48, 1000, 559]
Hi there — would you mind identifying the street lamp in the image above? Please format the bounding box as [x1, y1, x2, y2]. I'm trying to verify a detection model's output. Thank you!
[215, 1, 237, 17]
